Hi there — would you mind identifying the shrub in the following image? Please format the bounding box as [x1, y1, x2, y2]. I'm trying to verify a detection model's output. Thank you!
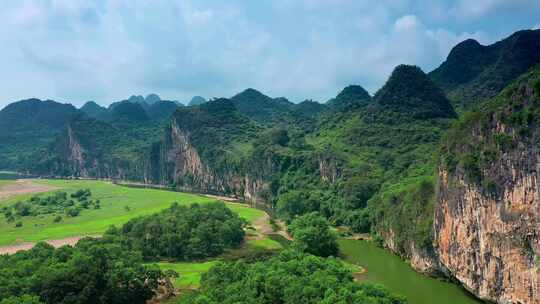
[66, 208, 80, 217]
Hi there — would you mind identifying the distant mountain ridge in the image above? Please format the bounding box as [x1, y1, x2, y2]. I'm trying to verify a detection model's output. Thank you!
[429, 29, 540, 108]
[80, 101, 107, 119]
[230, 88, 297, 124]
[80, 94, 180, 122]
[188, 96, 207, 106]
[2, 28, 540, 304]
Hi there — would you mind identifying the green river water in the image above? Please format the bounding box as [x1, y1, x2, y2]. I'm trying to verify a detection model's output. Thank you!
[339, 239, 485, 304]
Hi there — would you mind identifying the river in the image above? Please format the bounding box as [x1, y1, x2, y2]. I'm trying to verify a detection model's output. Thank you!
[339, 239, 485, 304]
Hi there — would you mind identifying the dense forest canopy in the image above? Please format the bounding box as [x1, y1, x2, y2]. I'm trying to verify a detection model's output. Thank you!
[181, 250, 407, 304]
[0, 239, 164, 304]
[1, 28, 539, 304]
[105, 202, 246, 261]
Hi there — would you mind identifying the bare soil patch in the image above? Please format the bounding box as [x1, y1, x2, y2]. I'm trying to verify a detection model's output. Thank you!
[250, 212, 292, 241]
[0, 179, 58, 201]
[0, 235, 100, 255]
[203, 193, 240, 203]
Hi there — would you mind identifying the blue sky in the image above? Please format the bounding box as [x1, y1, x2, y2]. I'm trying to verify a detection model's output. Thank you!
[0, 0, 539, 108]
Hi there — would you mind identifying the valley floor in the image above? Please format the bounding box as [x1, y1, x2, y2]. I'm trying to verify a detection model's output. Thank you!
[0, 179, 273, 246]
[0, 179, 57, 201]
[0, 178, 486, 304]
[0, 235, 99, 255]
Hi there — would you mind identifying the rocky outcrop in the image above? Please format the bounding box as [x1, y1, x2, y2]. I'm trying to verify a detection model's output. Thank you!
[66, 126, 88, 177]
[158, 119, 245, 196]
[152, 116, 279, 204]
[435, 162, 539, 303]
[379, 228, 441, 276]
[432, 69, 540, 304]
[318, 154, 342, 184]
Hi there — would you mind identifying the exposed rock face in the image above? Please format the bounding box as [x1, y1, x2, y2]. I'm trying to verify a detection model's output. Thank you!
[66, 126, 88, 177]
[158, 119, 244, 195]
[435, 163, 539, 303]
[379, 228, 441, 276]
[152, 116, 275, 203]
[433, 70, 540, 304]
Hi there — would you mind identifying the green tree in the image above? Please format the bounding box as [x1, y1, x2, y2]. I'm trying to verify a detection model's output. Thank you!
[0, 240, 165, 304]
[105, 202, 245, 261]
[181, 250, 406, 304]
[0, 295, 43, 304]
[288, 212, 339, 257]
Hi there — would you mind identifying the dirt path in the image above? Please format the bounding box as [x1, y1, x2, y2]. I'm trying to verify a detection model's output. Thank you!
[0, 235, 100, 255]
[203, 193, 241, 203]
[250, 212, 292, 241]
[0, 179, 58, 201]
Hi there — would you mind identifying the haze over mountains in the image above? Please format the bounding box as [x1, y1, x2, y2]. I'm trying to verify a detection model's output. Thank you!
[1, 29, 540, 304]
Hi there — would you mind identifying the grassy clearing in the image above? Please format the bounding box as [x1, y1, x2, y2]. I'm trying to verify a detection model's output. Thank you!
[155, 239, 283, 291]
[0, 179, 264, 246]
[247, 238, 283, 250]
[223, 202, 265, 223]
[0, 178, 284, 293]
[0, 180, 13, 188]
[157, 261, 218, 289]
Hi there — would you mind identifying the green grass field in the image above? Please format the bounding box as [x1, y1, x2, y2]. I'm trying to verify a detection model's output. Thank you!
[154, 237, 283, 290]
[0, 179, 282, 291]
[0, 179, 265, 246]
[0, 180, 14, 188]
[157, 261, 218, 289]
[247, 237, 283, 250]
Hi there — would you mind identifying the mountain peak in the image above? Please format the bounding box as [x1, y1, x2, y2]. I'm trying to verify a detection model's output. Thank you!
[147, 100, 179, 120]
[80, 101, 107, 119]
[327, 85, 371, 110]
[374, 64, 456, 119]
[233, 88, 270, 101]
[128, 95, 145, 104]
[188, 96, 207, 106]
[447, 39, 482, 59]
[336, 85, 371, 101]
[1, 98, 76, 115]
[231, 88, 294, 123]
[110, 100, 149, 124]
[145, 94, 161, 105]
[82, 100, 99, 107]
[430, 29, 540, 108]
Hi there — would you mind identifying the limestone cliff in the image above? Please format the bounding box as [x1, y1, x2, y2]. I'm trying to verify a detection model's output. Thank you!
[32, 114, 151, 181]
[435, 68, 540, 303]
[152, 118, 245, 196]
[436, 166, 539, 303]
[146, 99, 282, 203]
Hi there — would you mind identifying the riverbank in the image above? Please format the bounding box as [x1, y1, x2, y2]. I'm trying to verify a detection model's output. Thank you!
[339, 239, 484, 304]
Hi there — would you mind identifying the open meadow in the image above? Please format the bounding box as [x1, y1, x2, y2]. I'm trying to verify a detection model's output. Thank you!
[0, 179, 270, 246]
[0, 178, 286, 298]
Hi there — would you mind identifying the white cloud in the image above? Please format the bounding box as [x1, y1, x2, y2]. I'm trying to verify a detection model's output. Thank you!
[0, 0, 535, 109]
[452, 0, 503, 18]
[394, 15, 420, 31]
[451, 0, 540, 19]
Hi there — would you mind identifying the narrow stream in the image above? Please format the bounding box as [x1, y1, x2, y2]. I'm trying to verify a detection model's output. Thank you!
[339, 239, 485, 304]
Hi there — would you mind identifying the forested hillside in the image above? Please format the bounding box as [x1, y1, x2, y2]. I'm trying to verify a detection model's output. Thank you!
[0, 99, 78, 169]
[1, 28, 539, 304]
[430, 29, 540, 109]
[434, 66, 540, 303]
